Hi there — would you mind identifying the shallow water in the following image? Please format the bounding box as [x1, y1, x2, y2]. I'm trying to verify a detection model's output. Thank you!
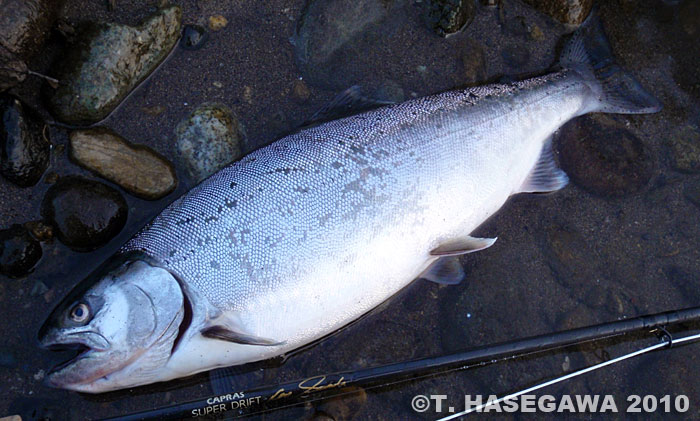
[2, 0, 700, 419]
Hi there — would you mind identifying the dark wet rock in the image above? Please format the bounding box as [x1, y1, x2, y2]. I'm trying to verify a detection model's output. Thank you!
[502, 45, 530, 67]
[294, 0, 392, 77]
[24, 220, 53, 241]
[424, 0, 477, 37]
[666, 124, 700, 173]
[46, 6, 182, 125]
[521, 0, 592, 26]
[69, 127, 177, 200]
[41, 176, 127, 251]
[0, 95, 50, 187]
[316, 387, 367, 420]
[175, 103, 244, 182]
[557, 115, 654, 197]
[0, 224, 42, 278]
[180, 25, 208, 50]
[0, 0, 63, 91]
[0, 51, 28, 93]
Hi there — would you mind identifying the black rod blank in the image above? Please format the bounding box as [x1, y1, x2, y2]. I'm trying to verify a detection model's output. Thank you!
[105, 306, 700, 421]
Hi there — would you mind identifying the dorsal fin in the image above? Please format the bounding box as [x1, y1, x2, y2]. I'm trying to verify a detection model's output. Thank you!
[518, 137, 569, 193]
[301, 86, 394, 127]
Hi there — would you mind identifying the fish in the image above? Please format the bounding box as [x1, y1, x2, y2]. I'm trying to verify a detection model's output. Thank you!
[39, 15, 661, 393]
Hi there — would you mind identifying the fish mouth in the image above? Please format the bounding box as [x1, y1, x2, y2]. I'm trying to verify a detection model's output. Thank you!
[45, 343, 93, 376]
[40, 332, 111, 389]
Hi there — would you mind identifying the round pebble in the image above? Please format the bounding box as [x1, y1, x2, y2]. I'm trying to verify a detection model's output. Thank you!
[180, 25, 208, 50]
[41, 176, 128, 251]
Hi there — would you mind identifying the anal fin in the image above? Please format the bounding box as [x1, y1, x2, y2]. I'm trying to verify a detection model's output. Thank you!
[518, 137, 569, 194]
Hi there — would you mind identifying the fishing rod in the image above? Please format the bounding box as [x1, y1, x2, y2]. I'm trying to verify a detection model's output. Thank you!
[438, 330, 700, 420]
[104, 306, 700, 421]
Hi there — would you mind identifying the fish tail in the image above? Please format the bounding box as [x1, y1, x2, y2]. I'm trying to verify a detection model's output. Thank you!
[560, 13, 662, 114]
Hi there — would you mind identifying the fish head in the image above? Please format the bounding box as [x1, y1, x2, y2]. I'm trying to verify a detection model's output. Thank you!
[39, 257, 184, 393]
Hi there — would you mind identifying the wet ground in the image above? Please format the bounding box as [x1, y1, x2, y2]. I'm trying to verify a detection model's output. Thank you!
[2, 0, 700, 419]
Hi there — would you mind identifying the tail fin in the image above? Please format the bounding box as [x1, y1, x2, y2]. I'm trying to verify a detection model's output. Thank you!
[560, 13, 662, 114]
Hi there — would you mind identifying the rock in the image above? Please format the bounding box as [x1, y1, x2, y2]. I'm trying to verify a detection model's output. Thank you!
[0, 50, 28, 93]
[46, 6, 182, 125]
[69, 127, 177, 200]
[424, 0, 477, 37]
[0, 224, 42, 278]
[557, 114, 654, 197]
[41, 176, 127, 251]
[666, 124, 700, 173]
[180, 24, 208, 50]
[208, 15, 228, 31]
[0, 0, 64, 91]
[292, 79, 311, 103]
[0, 95, 51, 187]
[521, 0, 593, 26]
[24, 220, 53, 241]
[175, 103, 245, 182]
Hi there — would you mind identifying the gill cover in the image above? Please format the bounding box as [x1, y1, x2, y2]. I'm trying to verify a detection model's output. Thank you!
[39, 258, 184, 393]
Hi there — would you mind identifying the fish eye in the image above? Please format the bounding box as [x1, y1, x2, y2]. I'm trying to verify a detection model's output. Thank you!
[69, 303, 90, 323]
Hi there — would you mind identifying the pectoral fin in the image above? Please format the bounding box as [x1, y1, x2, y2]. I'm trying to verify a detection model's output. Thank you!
[430, 236, 497, 256]
[201, 325, 285, 346]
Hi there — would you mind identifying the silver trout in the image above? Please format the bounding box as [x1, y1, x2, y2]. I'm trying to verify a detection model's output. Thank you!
[39, 16, 660, 392]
